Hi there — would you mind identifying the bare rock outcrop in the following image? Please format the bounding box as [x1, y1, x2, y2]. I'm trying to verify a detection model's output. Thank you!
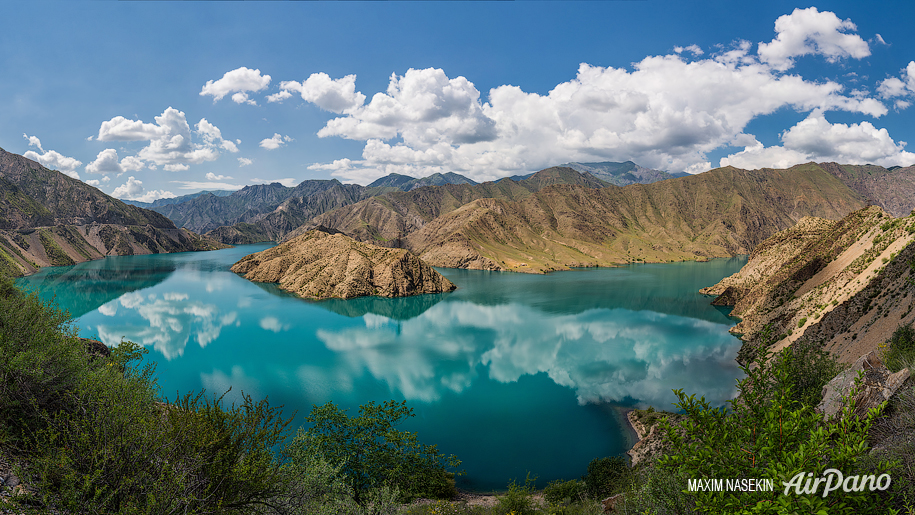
[817, 351, 910, 418]
[231, 229, 456, 299]
[626, 409, 684, 467]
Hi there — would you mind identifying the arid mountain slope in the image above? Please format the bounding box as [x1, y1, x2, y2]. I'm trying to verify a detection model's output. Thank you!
[231, 229, 455, 299]
[0, 147, 226, 277]
[153, 180, 376, 234]
[820, 162, 915, 217]
[303, 163, 867, 273]
[702, 206, 915, 364]
[204, 183, 371, 244]
[159, 171, 480, 240]
[285, 167, 611, 246]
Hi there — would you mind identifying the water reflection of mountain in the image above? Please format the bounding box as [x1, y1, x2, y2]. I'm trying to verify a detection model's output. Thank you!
[316, 293, 450, 320]
[245, 257, 747, 323]
[14, 256, 177, 318]
[246, 279, 451, 320]
[437, 257, 746, 324]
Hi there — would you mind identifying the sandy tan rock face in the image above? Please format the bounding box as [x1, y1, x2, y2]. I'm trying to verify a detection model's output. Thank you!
[231, 229, 456, 300]
[702, 206, 915, 364]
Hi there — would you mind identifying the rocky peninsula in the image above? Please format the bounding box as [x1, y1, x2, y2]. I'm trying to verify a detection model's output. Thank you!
[231, 228, 456, 300]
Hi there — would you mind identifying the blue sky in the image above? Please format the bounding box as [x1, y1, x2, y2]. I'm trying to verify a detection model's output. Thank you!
[2, 1, 914, 202]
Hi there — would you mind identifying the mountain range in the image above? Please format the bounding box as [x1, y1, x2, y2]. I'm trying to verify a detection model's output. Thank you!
[7, 142, 915, 280]
[301, 163, 868, 272]
[561, 161, 690, 186]
[121, 190, 234, 209]
[367, 172, 477, 190]
[138, 163, 673, 240]
[0, 147, 225, 277]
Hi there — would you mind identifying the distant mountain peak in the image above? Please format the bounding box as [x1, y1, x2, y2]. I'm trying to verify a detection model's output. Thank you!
[367, 172, 477, 191]
[559, 161, 686, 186]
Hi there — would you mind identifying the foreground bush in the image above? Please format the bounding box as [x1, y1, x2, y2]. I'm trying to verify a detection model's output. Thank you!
[291, 400, 461, 505]
[543, 478, 585, 505]
[774, 337, 845, 408]
[654, 348, 895, 514]
[0, 276, 292, 514]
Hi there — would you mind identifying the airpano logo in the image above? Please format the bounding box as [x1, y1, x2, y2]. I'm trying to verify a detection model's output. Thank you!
[782, 469, 892, 497]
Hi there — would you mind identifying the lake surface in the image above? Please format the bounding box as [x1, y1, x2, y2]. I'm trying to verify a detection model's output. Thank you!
[16, 246, 747, 491]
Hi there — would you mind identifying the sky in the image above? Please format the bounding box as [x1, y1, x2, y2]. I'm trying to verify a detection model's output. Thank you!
[2, 1, 914, 203]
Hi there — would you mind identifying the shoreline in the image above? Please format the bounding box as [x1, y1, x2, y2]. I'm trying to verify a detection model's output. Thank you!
[620, 407, 642, 453]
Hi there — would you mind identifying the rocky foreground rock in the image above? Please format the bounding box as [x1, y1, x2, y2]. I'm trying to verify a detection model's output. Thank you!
[231, 229, 456, 299]
[817, 351, 910, 419]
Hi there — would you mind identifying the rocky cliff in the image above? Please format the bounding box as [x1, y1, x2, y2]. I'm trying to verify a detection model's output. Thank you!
[702, 206, 915, 363]
[0, 147, 227, 277]
[820, 162, 915, 218]
[230, 229, 456, 300]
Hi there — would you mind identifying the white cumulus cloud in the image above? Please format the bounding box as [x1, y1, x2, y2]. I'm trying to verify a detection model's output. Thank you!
[307, 45, 887, 183]
[877, 61, 915, 110]
[95, 108, 236, 170]
[757, 7, 870, 71]
[268, 73, 366, 113]
[199, 67, 271, 103]
[112, 176, 176, 202]
[237, 157, 253, 167]
[22, 134, 82, 178]
[205, 172, 233, 181]
[721, 111, 915, 169]
[86, 148, 126, 174]
[259, 133, 292, 150]
[22, 133, 43, 151]
[674, 45, 704, 56]
[171, 180, 244, 190]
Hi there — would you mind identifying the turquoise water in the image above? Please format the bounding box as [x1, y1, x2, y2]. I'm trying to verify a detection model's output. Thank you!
[16, 246, 747, 491]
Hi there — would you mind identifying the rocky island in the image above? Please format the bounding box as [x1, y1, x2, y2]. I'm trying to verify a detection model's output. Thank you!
[231, 228, 456, 299]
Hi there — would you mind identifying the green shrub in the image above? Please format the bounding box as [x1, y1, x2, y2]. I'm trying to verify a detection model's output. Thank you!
[543, 478, 585, 505]
[0, 275, 86, 443]
[884, 322, 915, 372]
[494, 474, 538, 515]
[774, 338, 845, 408]
[0, 276, 292, 514]
[296, 400, 461, 505]
[797, 317, 807, 328]
[656, 348, 895, 514]
[612, 465, 698, 515]
[582, 456, 629, 500]
[29, 360, 291, 514]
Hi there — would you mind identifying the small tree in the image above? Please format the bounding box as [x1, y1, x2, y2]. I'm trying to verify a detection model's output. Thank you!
[657, 349, 895, 514]
[583, 456, 629, 499]
[295, 400, 461, 504]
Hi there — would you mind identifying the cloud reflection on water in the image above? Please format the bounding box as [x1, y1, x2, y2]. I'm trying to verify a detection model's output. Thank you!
[96, 292, 239, 360]
[316, 301, 742, 409]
